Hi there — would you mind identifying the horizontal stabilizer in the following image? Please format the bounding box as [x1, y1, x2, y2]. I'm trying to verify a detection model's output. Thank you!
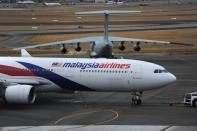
[75, 10, 141, 15]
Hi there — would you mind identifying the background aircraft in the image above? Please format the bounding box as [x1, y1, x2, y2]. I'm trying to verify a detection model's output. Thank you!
[43, 2, 61, 7]
[0, 50, 176, 105]
[106, 0, 124, 5]
[14, 10, 171, 58]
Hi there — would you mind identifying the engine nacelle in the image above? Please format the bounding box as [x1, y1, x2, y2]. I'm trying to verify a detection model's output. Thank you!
[133, 42, 141, 51]
[60, 47, 67, 54]
[75, 43, 81, 52]
[133, 45, 141, 51]
[118, 45, 125, 51]
[118, 41, 125, 51]
[4, 85, 36, 104]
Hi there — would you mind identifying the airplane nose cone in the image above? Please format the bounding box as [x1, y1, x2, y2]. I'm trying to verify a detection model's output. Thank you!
[169, 73, 177, 83]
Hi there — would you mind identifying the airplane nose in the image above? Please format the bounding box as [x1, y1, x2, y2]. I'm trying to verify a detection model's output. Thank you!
[169, 73, 177, 83]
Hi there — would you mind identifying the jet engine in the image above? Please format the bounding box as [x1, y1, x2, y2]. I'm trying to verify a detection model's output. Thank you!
[75, 42, 81, 52]
[4, 85, 36, 104]
[60, 44, 67, 54]
[118, 41, 125, 51]
[133, 42, 141, 51]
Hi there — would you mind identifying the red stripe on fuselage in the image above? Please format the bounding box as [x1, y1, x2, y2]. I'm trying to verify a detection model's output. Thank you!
[0, 65, 34, 76]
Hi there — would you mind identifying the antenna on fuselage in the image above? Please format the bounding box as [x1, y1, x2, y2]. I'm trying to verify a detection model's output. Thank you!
[75, 10, 141, 42]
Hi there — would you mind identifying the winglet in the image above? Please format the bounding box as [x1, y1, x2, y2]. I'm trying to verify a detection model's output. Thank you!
[21, 49, 32, 57]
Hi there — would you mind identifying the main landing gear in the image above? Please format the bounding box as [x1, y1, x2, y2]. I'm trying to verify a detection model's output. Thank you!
[130, 92, 142, 105]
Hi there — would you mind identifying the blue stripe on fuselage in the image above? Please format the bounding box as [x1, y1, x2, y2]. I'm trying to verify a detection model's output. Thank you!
[17, 61, 95, 91]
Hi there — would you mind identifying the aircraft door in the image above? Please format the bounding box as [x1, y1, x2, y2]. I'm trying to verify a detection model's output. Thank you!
[133, 65, 142, 79]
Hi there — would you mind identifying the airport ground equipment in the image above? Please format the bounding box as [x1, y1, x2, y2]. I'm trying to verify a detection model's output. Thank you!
[183, 92, 197, 107]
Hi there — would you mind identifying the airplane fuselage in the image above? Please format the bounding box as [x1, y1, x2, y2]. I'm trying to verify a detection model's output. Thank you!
[91, 39, 113, 58]
[0, 57, 176, 92]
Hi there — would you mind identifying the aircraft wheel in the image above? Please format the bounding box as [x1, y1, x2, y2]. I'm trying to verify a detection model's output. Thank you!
[131, 94, 142, 105]
[192, 99, 197, 107]
[137, 99, 142, 105]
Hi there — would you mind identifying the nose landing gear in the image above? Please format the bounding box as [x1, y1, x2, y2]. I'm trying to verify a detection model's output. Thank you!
[131, 92, 142, 105]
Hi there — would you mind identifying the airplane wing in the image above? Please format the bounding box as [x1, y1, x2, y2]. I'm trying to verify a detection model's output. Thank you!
[108, 36, 193, 46]
[108, 36, 170, 44]
[13, 37, 102, 50]
[13, 36, 170, 50]
[0, 77, 41, 85]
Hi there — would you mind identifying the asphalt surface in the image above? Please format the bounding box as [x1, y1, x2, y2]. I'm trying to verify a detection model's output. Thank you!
[0, 54, 197, 127]
[1, 22, 197, 36]
[0, 20, 196, 26]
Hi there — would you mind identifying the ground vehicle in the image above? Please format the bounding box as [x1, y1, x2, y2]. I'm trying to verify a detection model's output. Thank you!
[183, 92, 197, 107]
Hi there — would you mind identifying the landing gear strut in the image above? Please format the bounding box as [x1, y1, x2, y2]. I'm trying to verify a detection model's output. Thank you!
[131, 92, 142, 105]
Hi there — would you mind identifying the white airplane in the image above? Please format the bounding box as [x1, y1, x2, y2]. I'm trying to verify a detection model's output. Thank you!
[0, 49, 176, 105]
[43, 2, 61, 6]
[16, 0, 35, 4]
[14, 10, 171, 58]
[107, 0, 124, 5]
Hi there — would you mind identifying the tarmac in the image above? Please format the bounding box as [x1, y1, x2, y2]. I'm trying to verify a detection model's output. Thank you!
[0, 54, 197, 129]
[0, 21, 197, 36]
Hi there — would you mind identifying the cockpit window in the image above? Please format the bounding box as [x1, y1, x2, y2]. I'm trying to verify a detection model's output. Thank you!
[162, 69, 168, 73]
[154, 69, 168, 73]
[154, 69, 159, 73]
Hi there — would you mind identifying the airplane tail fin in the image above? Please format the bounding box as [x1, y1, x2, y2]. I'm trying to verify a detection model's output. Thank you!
[21, 49, 32, 57]
[75, 10, 141, 42]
